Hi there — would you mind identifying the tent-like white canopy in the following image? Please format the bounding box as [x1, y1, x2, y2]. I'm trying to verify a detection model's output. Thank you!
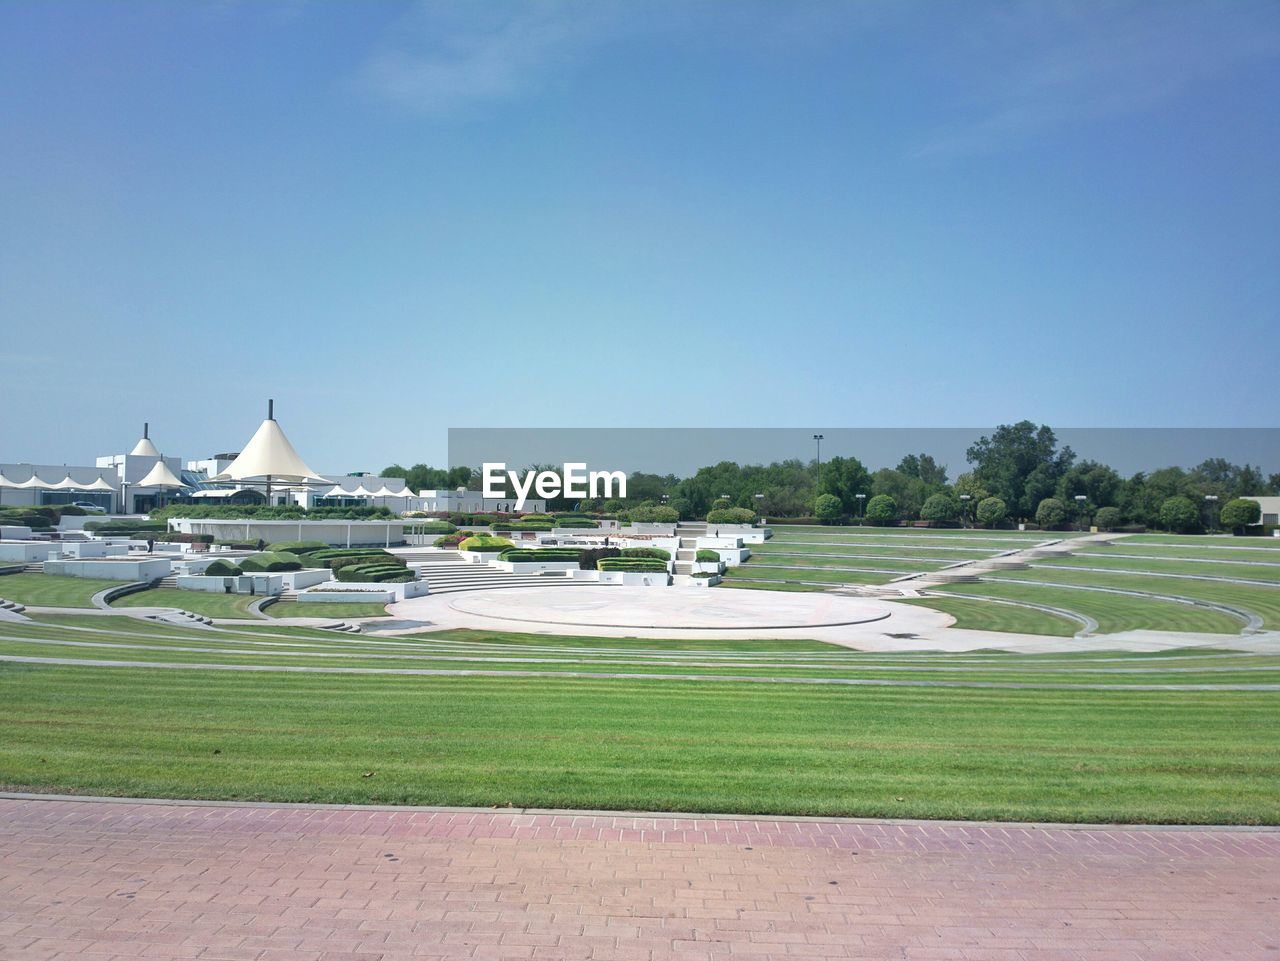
[211, 414, 326, 484]
[136, 460, 186, 489]
[83, 477, 117, 492]
[14, 474, 52, 490]
[374, 485, 415, 499]
[129, 422, 161, 458]
[0, 474, 18, 489]
[49, 475, 89, 490]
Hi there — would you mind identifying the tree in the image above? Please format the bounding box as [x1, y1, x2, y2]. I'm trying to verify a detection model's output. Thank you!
[1094, 506, 1122, 531]
[870, 468, 928, 520]
[1056, 460, 1123, 510]
[813, 494, 843, 524]
[896, 453, 948, 487]
[1035, 498, 1068, 530]
[966, 422, 1075, 520]
[1219, 498, 1261, 534]
[864, 494, 898, 526]
[975, 496, 1006, 528]
[627, 503, 679, 523]
[920, 493, 959, 525]
[1159, 496, 1200, 533]
[817, 456, 871, 517]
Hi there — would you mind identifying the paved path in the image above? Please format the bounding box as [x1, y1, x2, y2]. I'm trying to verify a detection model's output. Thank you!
[2, 796, 1278, 961]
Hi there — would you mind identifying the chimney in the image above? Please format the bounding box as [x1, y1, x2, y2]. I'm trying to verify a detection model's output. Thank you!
[268, 399, 275, 421]
[143, 422, 149, 439]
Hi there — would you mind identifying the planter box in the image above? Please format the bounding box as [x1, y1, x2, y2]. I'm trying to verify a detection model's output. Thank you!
[673, 574, 721, 587]
[300, 579, 428, 601]
[0, 527, 34, 541]
[43, 557, 172, 581]
[493, 560, 581, 575]
[298, 588, 395, 604]
[0, 542, 53, 563]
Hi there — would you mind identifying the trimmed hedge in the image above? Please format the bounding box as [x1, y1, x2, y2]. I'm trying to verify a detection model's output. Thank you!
[265, 540, 329, 555]
[414, 521, 457, 534]
[433, 531, 470, 548]
[335, 563, 415, 583]
[239, 551, 304, 573]
[157, 532, 215, 544]
[705, 507, 756, 525]
[497, 548, 583, 562]
[459, 535, 514, 553]
[203, 559, 243, 577]
[554, 518, 599, 528]
[620, 547, 671, 561]
[597, 557, 668, 573]
[695, 549, 720, 562]
[500, 520, 556, 531]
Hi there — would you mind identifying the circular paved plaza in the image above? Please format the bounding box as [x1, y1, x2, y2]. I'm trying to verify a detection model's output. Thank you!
[388, 585, 952, 643]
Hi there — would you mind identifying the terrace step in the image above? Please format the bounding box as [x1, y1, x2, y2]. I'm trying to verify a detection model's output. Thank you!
[0, 598, 27, 613]
[673, 563, 695, 574]
[156, 575, 180, 588]
[22, 562, 44, 574]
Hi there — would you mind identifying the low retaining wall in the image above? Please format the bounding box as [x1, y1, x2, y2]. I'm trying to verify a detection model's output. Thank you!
[43, 557, 172, 581]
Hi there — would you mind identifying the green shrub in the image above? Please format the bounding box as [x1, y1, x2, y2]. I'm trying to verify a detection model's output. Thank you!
[458, 535, 514, 553]
[1220, 498, 1262, 533]
[695, 549, 720, 562]
[265, 540, 329, 555]
[626, 504, 680, 524]
[620, 547, 671, 561]
[498, 548, 583, 563]
[239, 551, 304, 573]
[203, 559, 243, 577]
[1159, 496, 1201, 534]
[414, 521, 456, 534]
[864, 494, 898, 526]
[1035, 498, 1069, 530]
[501, 520, 556, 531]
[706, 507, 756, 525]
[597, 557, 668, 573]
[326, 553, 405, 572]
[157, 532, 215, 544]
[920, 493, 959, 524]
[813, 493, 844, 524]
[517, 514, 554, 523]
[433, 532, 469, 548]
[975, 496, 1007, 528]
[555, 518, 599, 528]
[335, 563, 415, 583]
[1094, 506, 1122, 531]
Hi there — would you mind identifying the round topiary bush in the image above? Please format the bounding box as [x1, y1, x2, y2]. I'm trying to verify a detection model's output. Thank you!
[695, 549, 720, 563]
[265, 540, 329, 555]
[1220, 498, 1262, 533]
[239, 551, 304, 573]
[620, 547, 671, 561]
[975, 496, 1007, 528]
[1094, 506, 1122, 531]
[1035, 498, 1069, 530]
[203, 559, 243, 577]
[864, 494, 898, 526]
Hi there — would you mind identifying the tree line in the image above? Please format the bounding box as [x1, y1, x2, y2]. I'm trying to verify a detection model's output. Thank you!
[382, 422, 1277, 531]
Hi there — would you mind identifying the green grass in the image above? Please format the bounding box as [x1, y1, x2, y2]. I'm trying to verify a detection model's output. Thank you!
[722, 566, 895, 586]
[110, 588, 260, 619]
[264, 599, 390, 619]
[0, 573, 125, 608]
[992, 568, 1280, 631]
[1038, 554, 1280, 582]
[941, 581, 1243, 635]
[1, 658, 1277, 823]
[717, 580, 829, 593]
[902, 595, 1078, 637]
[739, 555, 943, 573]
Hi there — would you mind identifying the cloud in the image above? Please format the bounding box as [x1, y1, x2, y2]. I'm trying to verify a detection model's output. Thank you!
[356, 0, 622, 116]
[914, 1, 1280, 159]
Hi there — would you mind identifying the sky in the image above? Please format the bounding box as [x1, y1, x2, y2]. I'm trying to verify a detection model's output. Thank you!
[1, 0, 1278, 473]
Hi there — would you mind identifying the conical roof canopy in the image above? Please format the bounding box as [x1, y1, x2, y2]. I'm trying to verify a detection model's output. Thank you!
[15, 474, 52, 489]
[49, 475, 87, 490]
[0, 474, 18, 489]
[210, 416, 326, 484]
[130, 436, 161, 457]
[136, 460, 186, 489]
[84, 477, 117, 492]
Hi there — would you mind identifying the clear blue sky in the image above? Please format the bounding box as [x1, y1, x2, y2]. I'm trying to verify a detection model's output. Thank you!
[2, 1, 1277, 473]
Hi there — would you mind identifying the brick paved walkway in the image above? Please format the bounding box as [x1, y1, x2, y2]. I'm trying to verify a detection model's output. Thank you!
[2, 797, 1278, 961]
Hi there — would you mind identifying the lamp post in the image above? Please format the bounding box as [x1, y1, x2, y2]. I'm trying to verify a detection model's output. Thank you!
[855, 492, 866, 525]
[812, 434, 824, 472]
[1204, 494, 1219, 533]
[1074, 494, 1088, 532]
[754, 492, 765, 522]
[959, 493, 971, 529]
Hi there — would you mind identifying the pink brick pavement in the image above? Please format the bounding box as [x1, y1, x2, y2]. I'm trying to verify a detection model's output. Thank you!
[1, 796, 1277, 961]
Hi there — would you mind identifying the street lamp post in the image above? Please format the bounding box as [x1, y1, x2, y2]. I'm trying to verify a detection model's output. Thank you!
[754, 492, 765, 521]
[812, 434, 824, 472]
[1074, 494, 1088, 532]
[959, 493, 971, 529]
[1204, 494, 1219, 533]
[855, 492, 866, 525]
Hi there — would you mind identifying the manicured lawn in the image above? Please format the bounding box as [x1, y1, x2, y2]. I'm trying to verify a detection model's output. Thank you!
[941, 581, 1243, 635]
[1, 660, 1276, 823]
[717, 580, 828, 593]
[110, 588, 260, 619]
[740, 555, 942, 573]
[991, 569, 1280, 630]
[0, 573, 125, 608]
[264, 599, 390, 619]
[722, 566, 895, 586]
[902, 595, 1077, 637]
[1037, 554, 1280, 582]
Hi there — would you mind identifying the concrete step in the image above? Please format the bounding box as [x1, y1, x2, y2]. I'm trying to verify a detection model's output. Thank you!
[0, 598, 27, 613]
[22, 563, 44, 574]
